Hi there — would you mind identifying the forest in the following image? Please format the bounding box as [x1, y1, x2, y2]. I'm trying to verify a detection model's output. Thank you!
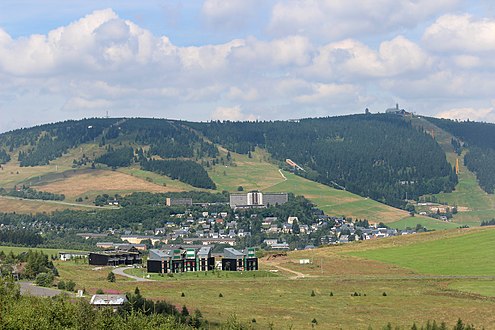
[141, 159, 216, 189]
[187, 114, 457, 208]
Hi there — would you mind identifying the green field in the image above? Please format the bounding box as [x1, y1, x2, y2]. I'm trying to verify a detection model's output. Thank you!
[0, 245, 84, 256]
[449, 279, 495, 297]
[350, 228, 495, 276]
[387, 216, 460, 230]
[124, 268, 278, 281]
[268, 171, 413, 223]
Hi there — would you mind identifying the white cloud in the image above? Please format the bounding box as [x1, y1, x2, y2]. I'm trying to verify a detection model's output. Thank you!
[210, 105, 257, 121]
[294, 83, 358, 104]
[423, 14, 495, 53]
[268, 0, 460, 41]
[305, 36, 428, 81]
[436, 107, 495, 122]
[201, 0, 264, 30]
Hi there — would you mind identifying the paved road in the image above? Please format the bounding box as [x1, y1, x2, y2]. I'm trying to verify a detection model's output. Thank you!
[112, 267, 154, 282]
[19, 281, 67, 297]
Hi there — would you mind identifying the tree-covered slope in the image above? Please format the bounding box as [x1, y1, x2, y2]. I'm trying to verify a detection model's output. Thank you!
[187, 114, 457, 208]
[426, 117, 495, 194]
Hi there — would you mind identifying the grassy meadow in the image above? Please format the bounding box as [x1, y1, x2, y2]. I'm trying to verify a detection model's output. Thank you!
[387, 216, 460, 230]
[349, 227, 495, 276]
[52, 227, 495, 329]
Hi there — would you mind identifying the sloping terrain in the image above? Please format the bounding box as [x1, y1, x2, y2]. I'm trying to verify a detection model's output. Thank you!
[414, 117, 495, 226]
[349, 227, 495, 276]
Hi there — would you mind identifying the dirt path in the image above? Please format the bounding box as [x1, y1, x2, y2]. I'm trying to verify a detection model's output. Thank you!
[112, 267, 154, 282]
[271, 264, 307, 279]
[278, 169, 287, 180]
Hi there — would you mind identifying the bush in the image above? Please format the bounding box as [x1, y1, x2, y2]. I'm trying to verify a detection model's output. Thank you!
[181, 292, 185, 297]
[35, 272, 54, 287]
[382, 292, 387, 296]
[65, 280, 76, 292]
[311, 290, 316, 297]
[96, 289, 104, 294]
[57, 280, 66, 290]
[218, 293, 223, 297]
[107, 272, 116, 282]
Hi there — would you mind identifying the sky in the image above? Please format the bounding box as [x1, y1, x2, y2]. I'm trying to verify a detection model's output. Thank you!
[1, 1, 495, 133]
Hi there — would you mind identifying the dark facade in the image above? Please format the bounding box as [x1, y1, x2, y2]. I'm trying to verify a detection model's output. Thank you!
[88, 247, 142, 266]
[221, 248, 258, 271]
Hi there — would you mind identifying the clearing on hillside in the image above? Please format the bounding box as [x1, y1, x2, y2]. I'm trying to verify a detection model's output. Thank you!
[32, 169, 174, 198]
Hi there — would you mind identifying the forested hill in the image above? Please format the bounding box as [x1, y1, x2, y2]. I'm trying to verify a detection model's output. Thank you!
[426, 117, 495, 193]
[0, 115, 458, 208]
[186, 114, 457, 208]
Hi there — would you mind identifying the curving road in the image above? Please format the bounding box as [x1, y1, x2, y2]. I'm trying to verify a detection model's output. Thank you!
[112, 266, 154, 282]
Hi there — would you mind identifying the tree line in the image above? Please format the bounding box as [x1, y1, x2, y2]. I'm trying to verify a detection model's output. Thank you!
[0, 187, 65, 201]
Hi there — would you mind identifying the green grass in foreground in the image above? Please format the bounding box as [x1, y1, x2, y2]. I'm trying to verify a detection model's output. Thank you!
[350, 228, 495, 276]
[124, 268, 279, 280]
[388, 216, 460, 230]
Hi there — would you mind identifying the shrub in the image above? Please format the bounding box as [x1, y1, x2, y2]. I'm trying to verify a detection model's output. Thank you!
[181, 292, 185, 297]
[218, 293, 223, 297]
[57, 280, 66, 290]
[382, 292, 387, 296]
[65, 280, 76, 292]
[107, 272, 116, 282]
[96, 289, 104, 294]
[311, 290, 316, 297]
[35, 272, 54, 287]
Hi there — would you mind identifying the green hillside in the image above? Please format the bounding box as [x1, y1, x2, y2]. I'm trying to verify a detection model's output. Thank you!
[350, 227, 495, 276]
[414, 117, 495, 226]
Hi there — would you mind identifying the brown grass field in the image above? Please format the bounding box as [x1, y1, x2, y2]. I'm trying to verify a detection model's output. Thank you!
[55, 228, 495, 330]
[33, 169, 172, 198]
[0, 196, 89, 213]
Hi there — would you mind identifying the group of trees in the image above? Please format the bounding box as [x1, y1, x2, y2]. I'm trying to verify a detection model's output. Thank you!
[12, 119, 116, 167]
[464, 147, 495, 193]
[0, 187, 65, 201]
[141, 159, 216, 189]
[0, 278, 201, 330]
[0, 228, 43, 246]
[95, 146, 134, 168]
[0, 148, 10, 164]
[189, 115, 457, 208]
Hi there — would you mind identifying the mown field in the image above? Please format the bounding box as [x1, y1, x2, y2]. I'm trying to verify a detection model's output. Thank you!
[349, 227, 495, 276]
[53, 227, 495, 329]
[387, 216, 460, 230]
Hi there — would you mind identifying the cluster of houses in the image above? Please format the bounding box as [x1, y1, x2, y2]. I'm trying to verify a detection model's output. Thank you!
[87, 244, 258, 272]
[147, 246, 258, 273]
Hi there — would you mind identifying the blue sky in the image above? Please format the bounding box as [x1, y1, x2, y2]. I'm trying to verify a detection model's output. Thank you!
[1, 1, 495, 132]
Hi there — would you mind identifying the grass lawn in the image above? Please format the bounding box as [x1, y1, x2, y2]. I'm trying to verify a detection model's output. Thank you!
[0, 245, 84, 256]
[349, 227, 495, 276]
[124, 268, 279, 281]
[387, 216, 460, 230]
[268, 171, 411, 223]
[449, 279, 495, 297]
[209, 148, 285, 192]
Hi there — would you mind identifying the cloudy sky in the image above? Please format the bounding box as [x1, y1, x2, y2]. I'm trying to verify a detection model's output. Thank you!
[1, 1, 495, 132]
